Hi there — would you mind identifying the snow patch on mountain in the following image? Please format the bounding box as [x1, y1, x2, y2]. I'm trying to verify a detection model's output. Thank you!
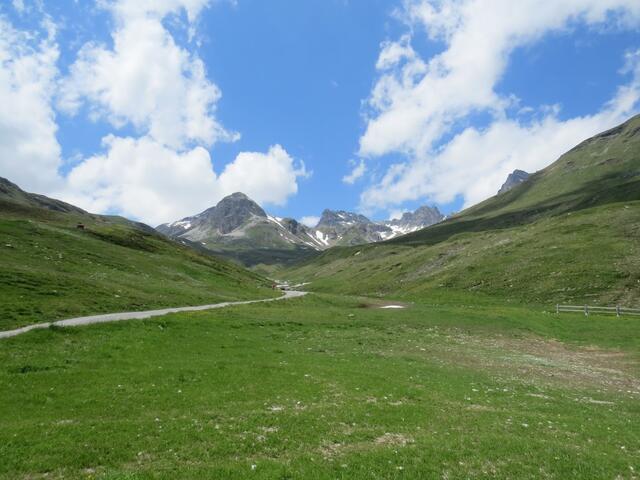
[267, 215, 285, 229]
[170, 220, 192, 230]
[315, 230, 330, 246]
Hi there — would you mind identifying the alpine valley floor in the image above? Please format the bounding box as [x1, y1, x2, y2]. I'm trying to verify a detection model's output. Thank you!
[1, 292, 638, 479]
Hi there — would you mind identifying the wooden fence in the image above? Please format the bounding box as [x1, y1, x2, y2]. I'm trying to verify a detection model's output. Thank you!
[556, 305, 640, 317]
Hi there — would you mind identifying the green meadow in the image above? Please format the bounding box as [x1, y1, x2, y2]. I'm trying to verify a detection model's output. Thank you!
[1, 293, 638, 479]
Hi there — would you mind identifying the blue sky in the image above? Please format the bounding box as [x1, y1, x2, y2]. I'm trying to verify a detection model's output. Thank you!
[1, 0, 639, 226]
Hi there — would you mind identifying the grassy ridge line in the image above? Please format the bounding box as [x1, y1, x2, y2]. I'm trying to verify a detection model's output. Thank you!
[0, 196, 277, 330]
[393, 114, 640, 247]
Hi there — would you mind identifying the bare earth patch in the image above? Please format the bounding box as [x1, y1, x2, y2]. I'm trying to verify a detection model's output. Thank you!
[374, 433, 414, 447]
[402, 327, 640, 396]
[319, 433, 415, 460]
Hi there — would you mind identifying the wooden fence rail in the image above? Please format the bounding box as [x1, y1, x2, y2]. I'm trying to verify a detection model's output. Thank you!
[556, 304, 640, 317]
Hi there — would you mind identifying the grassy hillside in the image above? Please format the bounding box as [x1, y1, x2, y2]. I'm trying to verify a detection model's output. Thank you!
[0, 179, 276, 330]
[1, 294, 638, 479]
[286, 115, 640, 306]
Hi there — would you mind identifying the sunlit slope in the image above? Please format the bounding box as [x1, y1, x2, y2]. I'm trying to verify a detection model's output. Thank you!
[286, 116, 640, 305]
[0, 178, 275, 330]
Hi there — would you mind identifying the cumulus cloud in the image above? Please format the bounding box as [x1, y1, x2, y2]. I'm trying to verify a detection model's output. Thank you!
[375, 34, 416, 71]
[342, 159, 367, 185]
[359, 0, 640, 212]
[58, 0, 236, 149]
[55, 0, 310, 225]
[361, 107, 640, 209]
[60, 138, 307, 226]
[388, 209, 408, 221]
[300, 216, 320, 228]
[0, 1, 308, 225]
[12, 0, 26, 13]
[218, 145, 309, 208]
[105, 0, 212, 23]
[0, 16, 62, 192]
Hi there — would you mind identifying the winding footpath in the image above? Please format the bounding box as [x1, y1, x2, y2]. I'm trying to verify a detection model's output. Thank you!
[0, 290, 307, 340]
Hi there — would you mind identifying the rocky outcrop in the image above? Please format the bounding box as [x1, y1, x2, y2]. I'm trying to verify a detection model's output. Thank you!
[498, 170, 530, 194]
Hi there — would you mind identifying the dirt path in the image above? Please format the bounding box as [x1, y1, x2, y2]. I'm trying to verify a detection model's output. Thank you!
[0, 290, 307, 340]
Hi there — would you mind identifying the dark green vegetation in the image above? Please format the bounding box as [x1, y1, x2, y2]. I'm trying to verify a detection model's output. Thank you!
[286, 115, 640, 306]
[0, 178, 276, 330]
[202, 239, 317, 271]
[1, 294, 638, 479]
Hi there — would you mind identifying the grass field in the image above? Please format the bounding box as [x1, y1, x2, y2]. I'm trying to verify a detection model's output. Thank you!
[1, 293, 638, 479]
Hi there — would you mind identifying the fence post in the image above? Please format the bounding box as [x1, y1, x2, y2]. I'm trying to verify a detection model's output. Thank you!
[616, 305, 621, 317]
[584, 305, 589, 316]
[556, 304, 559, 314]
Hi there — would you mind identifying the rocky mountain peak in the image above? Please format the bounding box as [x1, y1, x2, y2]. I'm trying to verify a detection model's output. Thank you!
[318, 209, 372, 228]
[204, 192, 266, 234]
[498, 170, 530, 195]
[157, 192, 267, 237]
[215, 192, 265, 215]
[279, 218, 306, 236]
[392, 206, 444, 227]
[0, 176, 19, 196]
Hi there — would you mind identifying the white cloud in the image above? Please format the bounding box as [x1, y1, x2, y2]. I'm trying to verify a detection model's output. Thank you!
[0, 16, 63, 193]
[60, 135, 215, 224]
[362, 106, 639, 210]
[300, 216, 320, 228]
[55, 0, 305, 225]
[388, 210, 408, 221]
[0, 2, 306, 226]
[12, 0, 26, 13]
[105, 0, 212, 23]
[342, 159, 367, 185]
[59, 138, 307, 226]
[218, 145, 309, 208]
[58, 2, 236, 149]
[375, 34, 415, 71]
[358, 0, 640, 212]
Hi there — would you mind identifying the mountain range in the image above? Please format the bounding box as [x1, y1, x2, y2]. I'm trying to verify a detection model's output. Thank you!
[1, 114, 638, 314]
[156, 194, 444, 267]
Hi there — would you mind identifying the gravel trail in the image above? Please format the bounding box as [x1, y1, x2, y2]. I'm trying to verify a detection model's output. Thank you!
[0, 290, 307, 340]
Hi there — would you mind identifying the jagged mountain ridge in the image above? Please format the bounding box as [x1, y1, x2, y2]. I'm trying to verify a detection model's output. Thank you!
[313, 206, 445, 246]
[157, 194, 445, 265]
